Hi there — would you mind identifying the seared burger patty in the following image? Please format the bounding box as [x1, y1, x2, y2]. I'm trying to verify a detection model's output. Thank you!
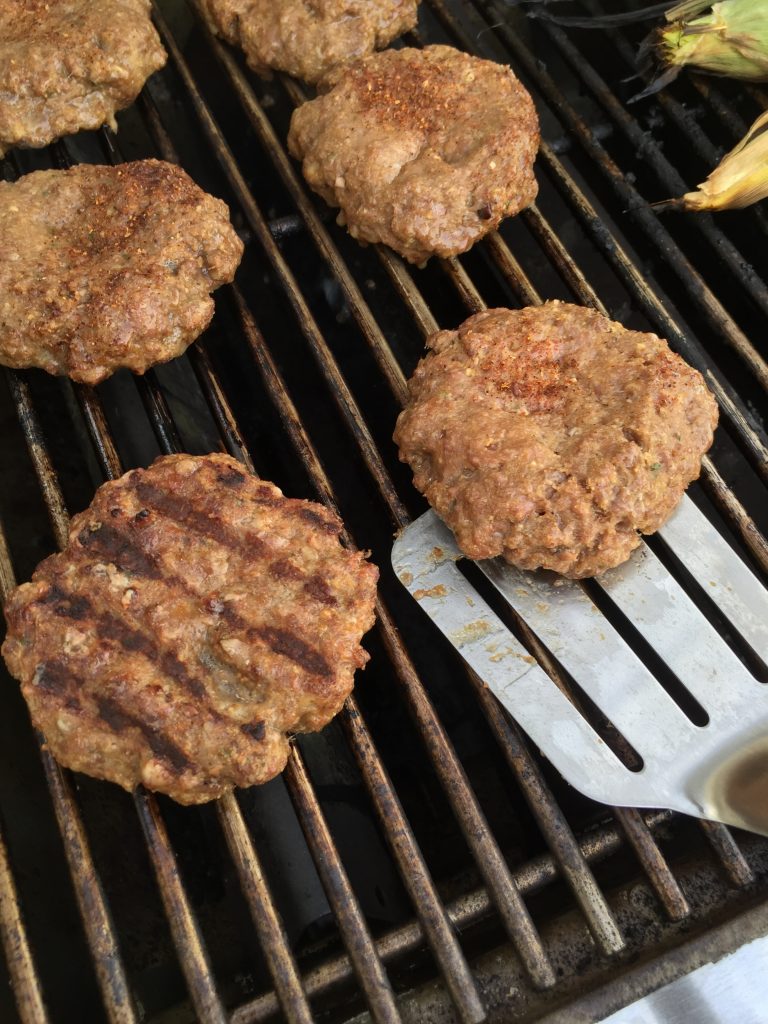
[288, 46, 539, 264]
[0, 160, 243, 384]
[0, 0, 166, 158]
[394, 303, 718, 578]
[201, 0, 419, 85]
[2, 454, 378, 804]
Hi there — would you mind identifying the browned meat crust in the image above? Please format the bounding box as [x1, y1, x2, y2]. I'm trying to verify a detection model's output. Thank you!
[0, 0, 166, 158]
[201, 0, 419, 85]
[288, 45, 539, 264]
[2, 454, 379, 804]
[394, 303, 718, 578]
[0, 160, 243, 384]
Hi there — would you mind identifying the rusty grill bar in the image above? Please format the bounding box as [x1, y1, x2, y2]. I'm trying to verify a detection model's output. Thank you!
[1, 1, 767, 1021]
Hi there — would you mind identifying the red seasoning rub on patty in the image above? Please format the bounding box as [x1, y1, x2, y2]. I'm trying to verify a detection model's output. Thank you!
[0, 0, 166, 158]
[395, 303, 718, 578]
[0, 160, 243, 384]
[2, 454, 379, 804]
[201, 0, 419, 85]
[288, 45, 540, 264]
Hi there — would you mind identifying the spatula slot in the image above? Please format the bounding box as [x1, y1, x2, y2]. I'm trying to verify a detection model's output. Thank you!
[581, 577, 710, 728]
[457, 559, 645, 771]
[648, 533, 768, 686]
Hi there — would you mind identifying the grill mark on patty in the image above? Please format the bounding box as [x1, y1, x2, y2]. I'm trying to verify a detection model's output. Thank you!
[134, 480, 268, 558]
[34, 659, 72, 696]
[95, 695, 192, 772]
[41, 585, 91, 620]
[77, 521, 164, 579]
[270, 559, 304, 582]
[217, 602, 331, 677]
[303, 575, 338, 607]
[255, 626, 332, 677]
[241, 721, 266, 741]
[37, 585, 211, 703]
[216, 466, 247, 487]
[298, 506, 339, 534]
[252, 485, 282, 506]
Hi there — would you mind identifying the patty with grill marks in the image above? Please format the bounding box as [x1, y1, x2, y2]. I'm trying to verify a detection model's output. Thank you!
[2, 454, 378, 804]
[201, 0, 419, 85]
[394, 303, 718, 578]
[0, 160, 243, 384]
[0, 0, 166, 158]
[288, 46, 539, 264]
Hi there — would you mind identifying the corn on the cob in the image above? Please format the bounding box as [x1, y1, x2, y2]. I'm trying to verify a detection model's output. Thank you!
[661, 109, 768, 211]
[657, 0, 768, 81]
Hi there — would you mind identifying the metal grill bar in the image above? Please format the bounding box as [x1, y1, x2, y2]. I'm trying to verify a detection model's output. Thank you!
[216, 793, 314, 1024]
[697, 820, 754, 888]
[0, 812, 48, 1024]
[282, 752, 403, 1024]
[135, 793, 228, 1024]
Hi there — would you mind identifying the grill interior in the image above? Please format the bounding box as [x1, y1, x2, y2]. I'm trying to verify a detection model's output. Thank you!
[1, 2, 768, 1022]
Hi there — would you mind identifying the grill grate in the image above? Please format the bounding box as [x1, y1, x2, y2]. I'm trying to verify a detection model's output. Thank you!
[0, 1, 767, 1022]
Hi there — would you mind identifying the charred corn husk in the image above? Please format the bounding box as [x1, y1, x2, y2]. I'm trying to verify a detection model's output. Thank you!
[661, 109, 768, 210]
[658, 0, 768, 80]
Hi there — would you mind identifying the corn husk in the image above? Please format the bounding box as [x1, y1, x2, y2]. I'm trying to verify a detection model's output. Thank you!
[657, 0, 768, 80]
[660, 109, 768, 210]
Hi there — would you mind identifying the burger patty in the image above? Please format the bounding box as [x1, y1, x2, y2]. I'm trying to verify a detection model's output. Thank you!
[2, 454, 379, 805]
[288, 45, 539, 264]
[201, 0, 419, 85]
[394, 303, 718, 578]
[0, 160, 243, 384]
[0, 0, 166, 158]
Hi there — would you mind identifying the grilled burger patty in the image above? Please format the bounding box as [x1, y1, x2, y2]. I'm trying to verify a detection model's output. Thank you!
[2, 454, 378, 804]
[0, 0, 166, 158]
[201, 0, 419, 85]
[0, 160, 243, 384]
[288, 45, 540, 264]
[395, 302, 718, 578]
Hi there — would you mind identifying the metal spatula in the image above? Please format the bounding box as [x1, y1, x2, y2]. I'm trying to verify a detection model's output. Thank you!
[393, 496, 768, 836]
